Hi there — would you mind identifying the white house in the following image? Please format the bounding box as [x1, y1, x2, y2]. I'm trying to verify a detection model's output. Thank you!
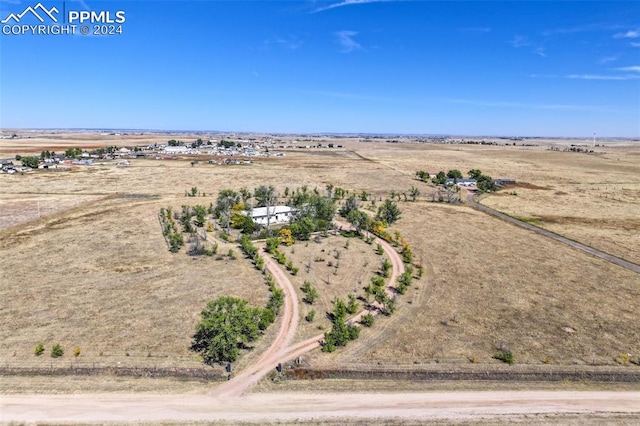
[445, 178, 477, 187]
[248, 206, 296, 226]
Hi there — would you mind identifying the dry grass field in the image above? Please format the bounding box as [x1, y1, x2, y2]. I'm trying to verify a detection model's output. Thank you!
[1, 132, 639, 393]
[0, 194, 271, 373]
[275, 234, 384, 343]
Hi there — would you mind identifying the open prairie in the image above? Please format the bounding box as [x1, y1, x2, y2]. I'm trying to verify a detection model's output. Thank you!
[1, 133, 639, 394]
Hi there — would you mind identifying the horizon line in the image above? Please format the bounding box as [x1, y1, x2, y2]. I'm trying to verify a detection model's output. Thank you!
[1, 127, 638, 140]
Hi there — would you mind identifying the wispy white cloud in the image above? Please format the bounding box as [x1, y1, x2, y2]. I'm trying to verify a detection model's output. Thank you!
[335, 30, 361, 53]
[312, 0, 392, 14]
[447, 98, 621, 113]
[631, 42, 640, 47]
[599, 56, 618, 65]
[510, 36, 546, 57]
[533, 47, 546, 58]
[613, 30, 639, 39]
[616, 66, 640, 72]
[542, 23, 622, 37]
[566, 74, 640, 81]
[264, 36, 303, 50]
[509, 35, 529, 48]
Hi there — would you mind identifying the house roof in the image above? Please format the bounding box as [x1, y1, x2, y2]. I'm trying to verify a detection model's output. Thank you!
[249, 205, 294, 218]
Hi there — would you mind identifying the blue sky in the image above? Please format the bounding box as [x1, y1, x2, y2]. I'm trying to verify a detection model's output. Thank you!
[1, 0, 639, 137]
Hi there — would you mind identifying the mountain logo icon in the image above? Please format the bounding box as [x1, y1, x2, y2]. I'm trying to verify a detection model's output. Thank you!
[1, 3, 59, 24]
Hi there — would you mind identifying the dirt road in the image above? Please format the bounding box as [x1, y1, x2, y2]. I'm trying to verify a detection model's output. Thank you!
[466, 192, 640, 274]
[2, 391, 639, 423]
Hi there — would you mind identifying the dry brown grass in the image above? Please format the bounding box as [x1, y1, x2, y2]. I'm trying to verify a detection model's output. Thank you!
[0, 195, 270, 374]
[1, 133, 639, 391]
[275, 234, 383, 343]
[305, 201, 640, 369]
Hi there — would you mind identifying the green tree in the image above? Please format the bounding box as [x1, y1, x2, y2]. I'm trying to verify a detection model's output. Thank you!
[190, 297, 266, 364]
[64, 147, 82, 159]
[20, 156, 39, 168]
[346, 209, 370, 233]
[477, 174, 497, 192]
[215, 189, 240, 235]
[447, 169, 463, 179]
[339, 194, 359, 217]
[290, 216, 315, 240]
[468, 169, 483, 179]
[415, 170, 429, 181]
[376, 199, 401, 225]
[433, 171, 447, 185]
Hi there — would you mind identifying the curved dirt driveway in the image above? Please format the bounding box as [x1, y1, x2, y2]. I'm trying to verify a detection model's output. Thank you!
[212, 250, 299, 397]
[212, 221, 404, 396]
[466, 192, 640, 274]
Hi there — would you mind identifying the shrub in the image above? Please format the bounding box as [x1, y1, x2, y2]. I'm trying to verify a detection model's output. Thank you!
[305, 310, 316, 322]
[347, 293, 358, 314]
[227, 249, 236, 259]
[51, 343, 64, 358]
[381, 258, 392, 278]
[494, 350, 515, 365]
[168, 233, 184, 253]
[275, 251, 287, 265]
[279, 228, 294, 246]
[265, 237, 279, 254]
[290, 266, 299, 275]
[302, 281, 318, 304]
[34, 343, 44, 356]
[401, 243, 413, 264]
[375, 244, 384, 255]
[74, 347, 81, 357]
[205, 242, 218, 256]
[360, 313, 374, 327]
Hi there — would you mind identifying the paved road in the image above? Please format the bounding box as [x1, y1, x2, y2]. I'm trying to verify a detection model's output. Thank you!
[2, 391, 639, 423]
[466, 192, 640, 274]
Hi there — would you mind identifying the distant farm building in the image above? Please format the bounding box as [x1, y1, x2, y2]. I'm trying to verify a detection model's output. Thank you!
[248, 206, 296, 226]
[494, 178, 517, 186]
[162, 146, 198, 155]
